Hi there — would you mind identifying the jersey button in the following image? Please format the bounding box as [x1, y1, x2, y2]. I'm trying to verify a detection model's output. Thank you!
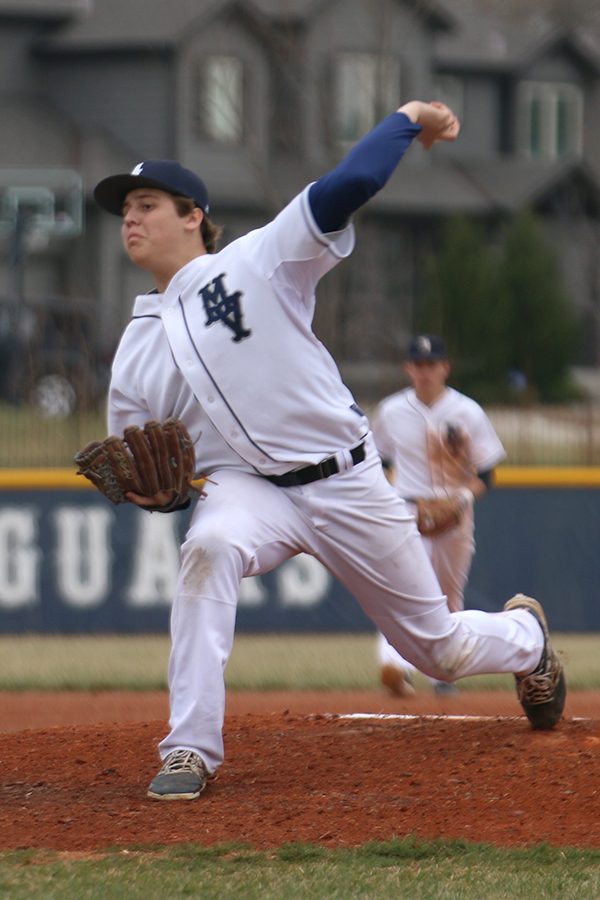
[207, 396, 215, 403]
[230, 429, 239, 438]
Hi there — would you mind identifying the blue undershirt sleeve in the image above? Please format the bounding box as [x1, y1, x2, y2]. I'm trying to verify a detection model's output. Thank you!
[308, 112, 422, 234]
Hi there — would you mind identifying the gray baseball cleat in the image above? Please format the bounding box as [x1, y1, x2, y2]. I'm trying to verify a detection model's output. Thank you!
[433, 680, 459, 697]
[147, 748, 209, 800]
[503, 594, 566, 730]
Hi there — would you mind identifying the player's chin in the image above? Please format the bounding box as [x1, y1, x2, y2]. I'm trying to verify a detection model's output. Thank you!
[125, 242, 150, 265]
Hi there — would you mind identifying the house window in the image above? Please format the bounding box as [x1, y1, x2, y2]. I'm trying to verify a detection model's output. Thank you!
[518, 81, 583, 160]
[335, 53, 400, 143]
[198, 55, 244, 143]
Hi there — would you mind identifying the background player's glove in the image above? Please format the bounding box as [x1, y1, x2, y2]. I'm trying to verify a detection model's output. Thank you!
[415, 489, 473, 537]
[74, 417, 201, 512]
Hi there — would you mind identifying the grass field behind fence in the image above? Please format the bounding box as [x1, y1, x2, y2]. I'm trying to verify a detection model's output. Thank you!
[4, 402, 600, 467]
[0, 632, 598, 691]
[0, 406, 105, 468]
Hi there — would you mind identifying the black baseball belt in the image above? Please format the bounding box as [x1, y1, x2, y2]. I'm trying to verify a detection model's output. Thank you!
[266, 442, 366, 488]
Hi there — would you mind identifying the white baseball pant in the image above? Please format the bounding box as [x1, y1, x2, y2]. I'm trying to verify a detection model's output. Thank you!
[159, 436, 543, 773]
[377, 505, 475, 676]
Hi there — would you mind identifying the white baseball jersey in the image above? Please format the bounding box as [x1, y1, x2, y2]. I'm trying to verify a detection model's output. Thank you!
[372, 386, 506, 500]
[373, 385, 506, 675]
[108, 186, 368, 474]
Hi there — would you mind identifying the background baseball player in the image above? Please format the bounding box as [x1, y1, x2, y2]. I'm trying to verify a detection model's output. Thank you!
[89, 99, 565, 802]
[372, 334, 506, 697]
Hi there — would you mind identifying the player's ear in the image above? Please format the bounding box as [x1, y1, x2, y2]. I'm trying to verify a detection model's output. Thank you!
[184, 205, 204, 233]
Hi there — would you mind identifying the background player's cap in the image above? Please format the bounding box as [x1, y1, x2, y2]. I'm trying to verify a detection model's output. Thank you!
[406, 334, 448, 361]
[94, 160, 210, 216]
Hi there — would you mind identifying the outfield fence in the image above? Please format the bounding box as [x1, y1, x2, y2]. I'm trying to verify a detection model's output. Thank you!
[0, 468, 598, 633]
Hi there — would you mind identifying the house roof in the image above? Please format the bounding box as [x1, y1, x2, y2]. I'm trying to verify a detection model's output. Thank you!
[358, 156, 600, 216]
[35, 0, 226, 50]
[0, 0, 89, 16]
[32, 0, 600, 70]
[455, 157, 600, 213]
[250, 0, 453, 28]
[435, 0, 600, 74]
[372, 160, 490, 214]
[37, 0, 454, 52]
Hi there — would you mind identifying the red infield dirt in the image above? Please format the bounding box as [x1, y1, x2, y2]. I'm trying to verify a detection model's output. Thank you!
[1, 689, 600, 852]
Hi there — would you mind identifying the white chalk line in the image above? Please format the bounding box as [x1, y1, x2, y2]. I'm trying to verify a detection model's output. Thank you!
[330, 713, 589, 722]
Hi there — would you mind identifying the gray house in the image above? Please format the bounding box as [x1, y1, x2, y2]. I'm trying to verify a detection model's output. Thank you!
[1, 0, 600, 406]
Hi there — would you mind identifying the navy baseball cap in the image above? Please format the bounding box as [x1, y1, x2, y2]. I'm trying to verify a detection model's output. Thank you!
[94, 160, 210, 216]
[406, 334, 448, 361]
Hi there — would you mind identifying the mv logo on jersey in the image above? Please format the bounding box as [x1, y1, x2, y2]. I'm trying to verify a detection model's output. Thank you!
[198, 273, 251, 343]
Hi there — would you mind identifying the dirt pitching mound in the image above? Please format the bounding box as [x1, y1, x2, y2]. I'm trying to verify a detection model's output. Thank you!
[1, 690, 599, 852]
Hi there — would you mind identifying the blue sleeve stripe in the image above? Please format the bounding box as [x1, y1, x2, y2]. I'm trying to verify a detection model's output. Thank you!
[308, 112, 422, 233]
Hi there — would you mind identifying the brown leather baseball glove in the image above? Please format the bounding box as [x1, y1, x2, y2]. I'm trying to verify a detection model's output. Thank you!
[415, 496, 464, 537]
[74, 417, 201, 512]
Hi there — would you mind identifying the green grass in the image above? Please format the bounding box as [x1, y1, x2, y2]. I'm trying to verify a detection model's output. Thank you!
[0, 632, 596, 691]
[0, 839, 600, 898]
[0, 404, 105, 467]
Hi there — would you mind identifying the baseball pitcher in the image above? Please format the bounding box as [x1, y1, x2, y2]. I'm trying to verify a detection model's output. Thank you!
[79, 101, 565, 801]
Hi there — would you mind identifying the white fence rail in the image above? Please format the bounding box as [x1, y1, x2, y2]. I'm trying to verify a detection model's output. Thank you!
[3, 403, 600, 469]
[487, 404, 600, 466]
